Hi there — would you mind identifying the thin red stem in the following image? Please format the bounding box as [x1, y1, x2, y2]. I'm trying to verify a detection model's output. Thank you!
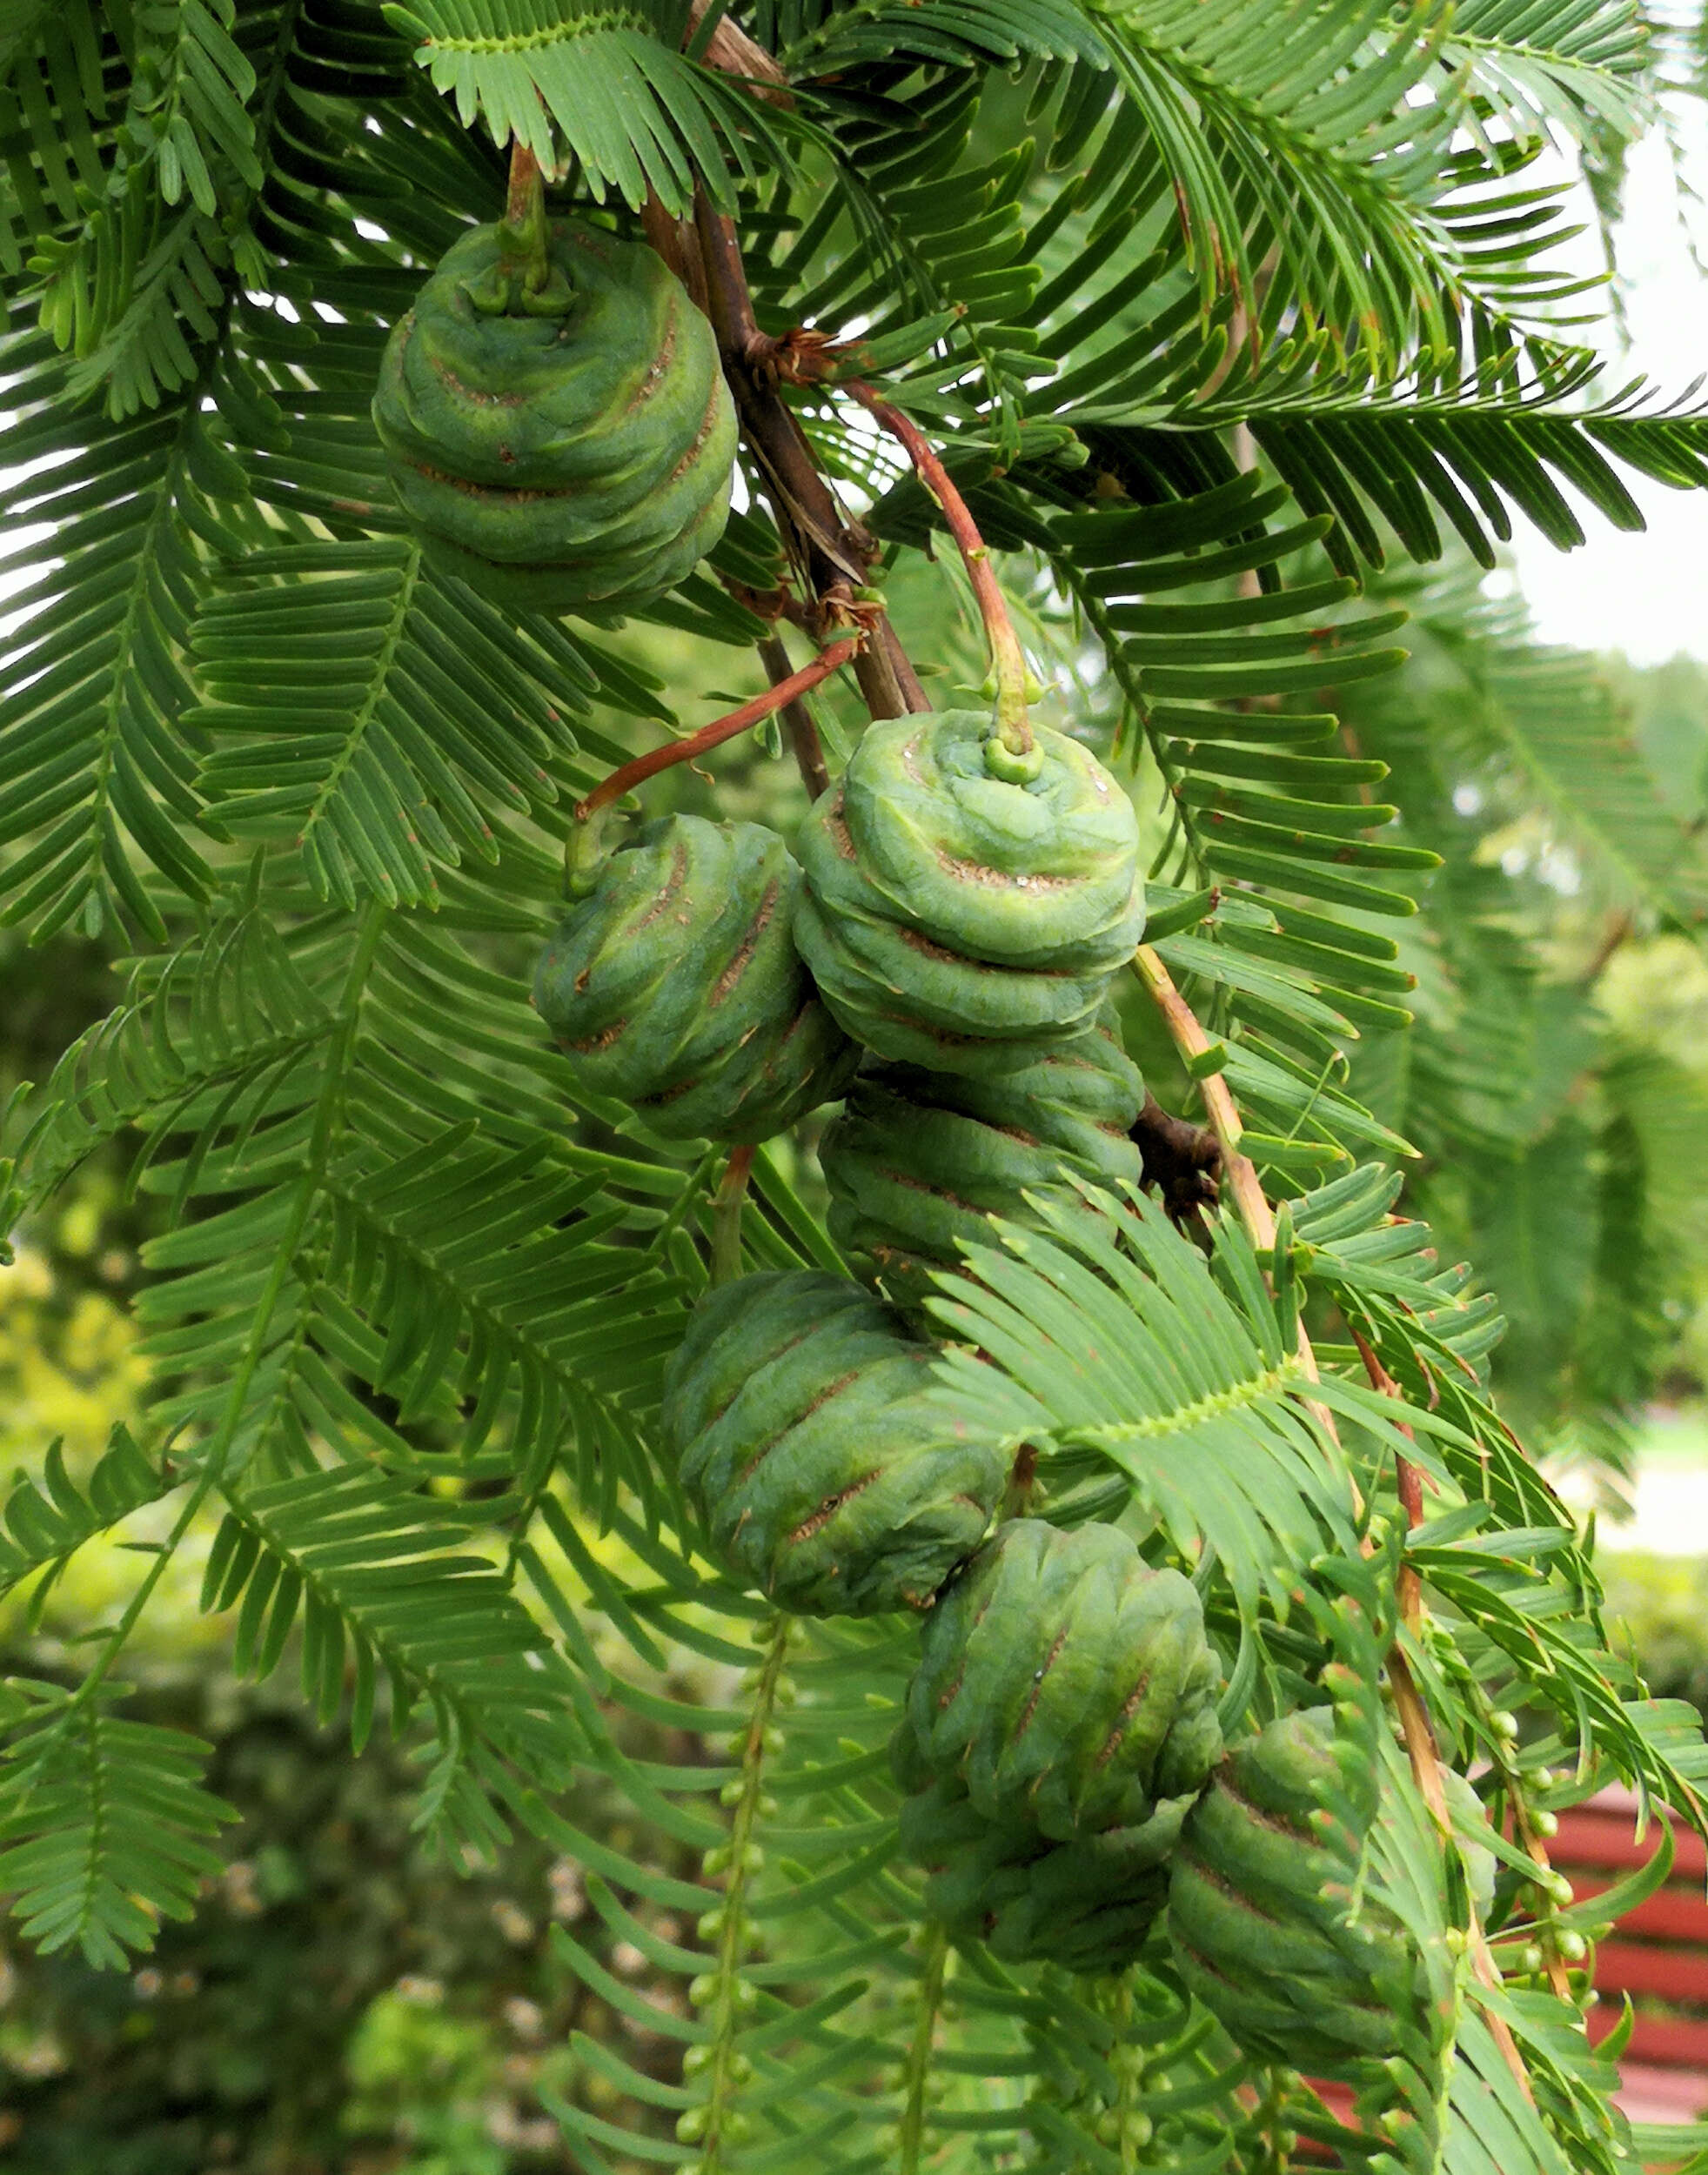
[1350, 1326, 1558, 2057]
[573, 637, 862, 822]
[847, 383, 1031, 753]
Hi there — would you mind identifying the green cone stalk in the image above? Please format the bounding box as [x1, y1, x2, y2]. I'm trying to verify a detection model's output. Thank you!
[533, 815, 856, 1144]
[820, 1006, 1145, 1311]
[794, 710, 1145, 1072]
[660, 1272, 1008, 1616]
[373, 219, 736, 616]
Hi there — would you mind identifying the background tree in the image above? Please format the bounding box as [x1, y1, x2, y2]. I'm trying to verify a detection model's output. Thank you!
[5, 3, 1708, 2172]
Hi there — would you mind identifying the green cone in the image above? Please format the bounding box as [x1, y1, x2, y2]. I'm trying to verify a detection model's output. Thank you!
[1167, 1707, 1418, 2078]
[660, 1272, 1007, 1617]
[820, 1007, 1144, 1310]
[533, 815, 856, 1145]
[897, 1775, 1191, 1973]
[794, 710, 1145, 1071]
[374, 219, 736, 616]
[894, 1520, 1222, 1845]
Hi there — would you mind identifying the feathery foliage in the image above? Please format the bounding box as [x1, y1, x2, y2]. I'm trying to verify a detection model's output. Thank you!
[3, 0, 1707, 2163]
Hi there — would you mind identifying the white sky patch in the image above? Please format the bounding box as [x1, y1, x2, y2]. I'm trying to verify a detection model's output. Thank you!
[1509, 98, 1708, 665]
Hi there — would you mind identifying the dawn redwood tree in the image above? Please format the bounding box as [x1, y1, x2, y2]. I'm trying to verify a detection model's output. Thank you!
[4, 2, 1708, 2171]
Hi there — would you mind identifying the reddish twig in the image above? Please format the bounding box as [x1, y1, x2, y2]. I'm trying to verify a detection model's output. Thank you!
[505, 141, 542, 229]
[1132, 946, 1276, 1252]
[847, 383, 1032, 757]
[1351, 1328, 1555, 2069]
[756, 633, 829, 800]
[574, 637, 862, 822]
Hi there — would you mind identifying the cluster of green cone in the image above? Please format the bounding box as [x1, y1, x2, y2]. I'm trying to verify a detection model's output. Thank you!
[531, 643, 1450, 2036]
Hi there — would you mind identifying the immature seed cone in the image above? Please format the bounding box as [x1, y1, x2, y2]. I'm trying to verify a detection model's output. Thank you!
[1167, 1707, 1416, 2078]
[820, 1006, 1144, 1311]
[533, 815, 856, 1144]
[794, 710, 1145, 1072]
[660, 1272, 1007, 1617]
[373, 219, 736, 616]
[892, 1519, 1222, 1844]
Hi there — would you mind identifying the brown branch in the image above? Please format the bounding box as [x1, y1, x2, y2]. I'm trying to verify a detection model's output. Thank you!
[686, 0, 794, 104]
[1351, 1330, 1551, 2081]
[688, 194, 928, 724]
[847, 382, 1032, 756]
[1580, 907, 1633, 987]
[1133, 945, 1275, 1249]
[757, 633, 829, 800]
[574, 637, 861, 821]
[1132, 942, 1339, 1457]
[505, 141, 542, 229]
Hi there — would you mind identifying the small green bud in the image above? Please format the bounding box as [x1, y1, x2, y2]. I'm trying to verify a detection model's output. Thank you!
[1490, 1710, 1520, 1741]
[719, 1780, 744, 1808]
[1557, 1930, 1588, 1964]
[1530, 1808, 1558, 1839]
[1521, 1944, 1544, 1975]
[728, 2051, 754, 2085]
[675, 2108, 709, 2145]
[740, 1842, 765, 1874]
[697, 1908, 727, 1943]
[683, 2044, 713, 2076]
[733, 1976, 759, 2011]
[702, 1845, 731, 1878]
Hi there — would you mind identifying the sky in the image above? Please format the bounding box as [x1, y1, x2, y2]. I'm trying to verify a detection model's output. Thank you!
[1509, 100, 1708, 664]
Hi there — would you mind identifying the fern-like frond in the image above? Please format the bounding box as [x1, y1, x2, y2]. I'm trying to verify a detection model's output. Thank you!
[199, 1462, 578, 1789]
[190, 540, 613, 909]
[1415, 586, 1708, 930]
[924, 1190, 1398, 1611]
[1442, 0, 1652, 149]
[385, 0, 780, 212]
[0, 1428, 171, 1610]
[0, 1686, 236, 1969]
[13, 907, 333, 1206]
